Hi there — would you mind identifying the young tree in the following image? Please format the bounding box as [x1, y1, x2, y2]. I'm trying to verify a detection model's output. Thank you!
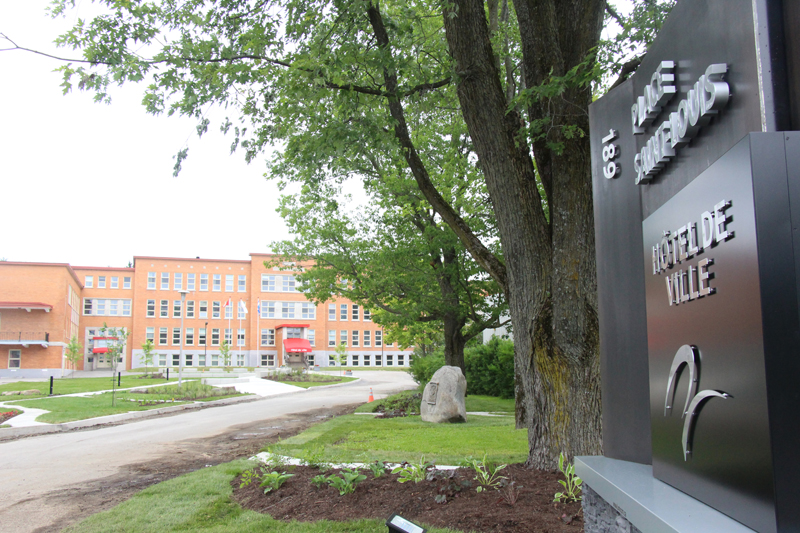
[65, 336, 83, 377]
[333, 342, 348, 368]
[12, 0, 673, 469]
[219, 340, 232, 368]
[99, 323, 130, 405]
[140, 339, 155, 376]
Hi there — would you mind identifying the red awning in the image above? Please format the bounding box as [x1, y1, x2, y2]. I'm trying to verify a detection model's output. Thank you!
[92, 337, 118, 354]
[283, 338, 313, 353]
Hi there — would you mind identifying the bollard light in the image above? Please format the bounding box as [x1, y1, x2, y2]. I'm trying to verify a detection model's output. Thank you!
[386, 514, 426, 533]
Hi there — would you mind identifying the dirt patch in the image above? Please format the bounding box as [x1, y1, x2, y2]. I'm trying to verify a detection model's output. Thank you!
[30, 404, 359, 533]
[262, 375, 342, 383]
[232, 463, 583, 533]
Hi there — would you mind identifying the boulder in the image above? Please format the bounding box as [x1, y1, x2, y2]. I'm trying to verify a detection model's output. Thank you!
[22, 389, 42, 395]
[420, 366, 467, 423]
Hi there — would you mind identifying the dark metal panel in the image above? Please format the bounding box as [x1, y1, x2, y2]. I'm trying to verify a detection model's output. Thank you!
[590, 81, 652, 465]
[632, 0, 766, 218]
[644, 136, 776, 533]
[752, 132, 800, 532]
[784, 0, 800, 129]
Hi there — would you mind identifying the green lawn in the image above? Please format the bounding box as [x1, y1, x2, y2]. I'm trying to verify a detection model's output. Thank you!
[63, 459, 462, 533]
[354, 392, 515, 415]
[0, 376, 178, 398]
[268, 411, 528, 466]
[6, 382, 248, 423]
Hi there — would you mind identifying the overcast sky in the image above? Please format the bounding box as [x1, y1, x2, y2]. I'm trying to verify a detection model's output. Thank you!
[0, 0, 291, 268]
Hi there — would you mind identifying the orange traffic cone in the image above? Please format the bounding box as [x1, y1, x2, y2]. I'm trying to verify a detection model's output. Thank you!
[368, 388, 374, 403]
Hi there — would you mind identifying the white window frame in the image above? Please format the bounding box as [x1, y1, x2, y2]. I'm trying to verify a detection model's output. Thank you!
[352, 330, 360, 347]
[261, 329, 275, 346]
[160, 300, 169, 318]
[146, 327, 155, 342]
[224, 329, 232, 344]
[161, 272, 170, 290]
[9, 349, 21, 369]
[200, 273, 209, 291]
[340, 330, 348, 346]
[172, 328, 181, 345]
[110, 276, 119, 289]
[261, 353, 275, 366]
[173, 300, 182, 319]
[328, 330, 336, 347]
[148, 272, 156, 290]
[186, 300, 195, 319]
[187, 273, 196, 291]
[123, 276, 131, 289]
[238, 275, 246, 292]
[363, 308, 371, 321]
[282, 275, 296, 292]
[98, 276, 106, 289]
[375, 330, 383, 347]
[261, 274, 276, 292]
[186, 328, 194, 345]
[199, 301, 208, 319]
[352, 304, 359, 321]
[237, 329, 246, 346]
[213, 274, 221, 292]
[301, 302, 316, 319]
[174, 272, 183, 291]
[281, 302, 295, 319]
[159, 328, 168, 345]
[307, 329, 315, 346]
[225, 274, 234, 292]
[199, 328, 207, 346]
[364, 330, 371, 347]
[260, 302, 275, 318]
[85, 275, 94, 288]
[211, 329, 220, 346]
[340, 304, 348, 321]
[212, 301, 221, 319]
[329, 304, 336, 320]
[225, 305, 233, 320]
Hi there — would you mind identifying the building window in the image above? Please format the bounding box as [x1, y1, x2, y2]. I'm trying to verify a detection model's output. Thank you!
[96, 300, 106, 315]
[199, 301, 208, 319]
[159, 328, 168, 345]
[84, 299, 93, 315]
[83, 298, 131, 316]
[122, 300, 131, 316]
[161, 272, 169, 290]
[225, 274, 234, 292]
[109, 300, 119, 316]
[109, 276, 118, 289]
[238, 275, 246, 292]
[286, 327, 302, 339]
[375, 355, 382, 366]
[340, 330, 347, 346]
[173, 300, 182, 318]
[398, 354, 405, 366]
[199, 328, 206, 346]
[237, 301, 247, 319]
[329, 355, 335, 365]
[237, 329, 245, 346]
[186, 353, 193, 366]
[260, 302, 275, 318]
[186, 328, 194, 345]
[211, 329, 220, 346]
[185, 300, 194, 318]
[187, 273, 195, 291]
[352, 305, 359, 321]
[225, 303, 233, 320]
[174, 272, 183, 291]
[200, 273, 209, 291]
[173, 354, 180, 366]
[160, 300, 169, 318]
[9, 349, 21, 369]
[212, 301, 221, 319]
[159, 354, 167, 367]
[308, 329, 315, 346]
[224, 329, 232, 344]
[364, 331, 371, 347]
[328, 330, 336, 347]
[261, 274, 276, 292]
[261, 329, 275, 346]
[172, 328, 181, 345]
[386, 355, 393, 366]
[308, 354, 315, 366]
[351, 355, 359, 366]
[352, 330, 360, 347]
[282, 275, 296, 292]
[146, 327, 155, 342]
[123, 276, 131, 289]
[198, 354, 206, 366]
[363, 355, 371, 366]
[261, 353, 275, 366]
[340, 304, 348, 321]
[213, 274, 221, 291]
[301, 302, 316, 319]
[375, 330, 382, 347]
[329, 304, 336, 320]
[148, 272, 156, 289]
[85, 275, 94, 288]
[281, 302, 295, 319]
[98, 276, 106, 289]
[363, 308, 371, 321]
[211, 354, 219, 366]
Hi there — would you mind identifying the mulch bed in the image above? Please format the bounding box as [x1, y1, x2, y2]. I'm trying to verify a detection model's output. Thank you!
[232, 463, 583, 532]
[262, 375, 342, 383]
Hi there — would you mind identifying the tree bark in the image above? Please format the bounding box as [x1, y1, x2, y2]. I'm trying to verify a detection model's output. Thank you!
[442, 0, 603, 469]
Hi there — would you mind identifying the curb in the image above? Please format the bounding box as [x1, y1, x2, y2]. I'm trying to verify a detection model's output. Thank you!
[0, 376, 364, 441]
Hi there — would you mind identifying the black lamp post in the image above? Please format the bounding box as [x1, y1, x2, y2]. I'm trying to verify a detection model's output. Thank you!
[204, 321, 208, 365]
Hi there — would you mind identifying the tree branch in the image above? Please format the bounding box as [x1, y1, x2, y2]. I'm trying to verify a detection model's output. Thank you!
[605, 2, 624, 27]
[608, 56, 642, 90]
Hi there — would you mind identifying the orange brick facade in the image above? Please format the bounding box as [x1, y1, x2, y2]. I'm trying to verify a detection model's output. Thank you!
[0, 256, 412, 377]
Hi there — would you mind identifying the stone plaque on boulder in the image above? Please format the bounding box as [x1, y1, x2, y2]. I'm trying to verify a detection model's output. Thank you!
[420, 366, 466, 423]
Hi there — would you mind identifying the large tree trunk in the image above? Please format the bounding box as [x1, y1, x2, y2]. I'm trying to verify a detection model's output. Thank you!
[438, 246, 468, 373]
[442, 0, 603, 469]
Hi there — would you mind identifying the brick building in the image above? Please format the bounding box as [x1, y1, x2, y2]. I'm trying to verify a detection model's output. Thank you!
[0, 255, 412, 377]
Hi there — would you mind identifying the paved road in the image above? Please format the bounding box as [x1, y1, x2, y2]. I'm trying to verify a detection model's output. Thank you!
[0, 371, 415, 532]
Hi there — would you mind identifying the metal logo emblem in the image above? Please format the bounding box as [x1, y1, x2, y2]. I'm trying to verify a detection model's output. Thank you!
[664, 345, 731, 460]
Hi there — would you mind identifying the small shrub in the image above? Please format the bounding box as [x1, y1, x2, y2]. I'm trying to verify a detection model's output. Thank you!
[326, 469, 367, 495]
[467, 453, 507, 493]
[368, 461, 387, 478]
[311, 474, 328, 489]
[500, 480, 521, 505]
[299, 445, 327, 469]
[260, 471, 294, 494]
[392, 456, 433, 483]
[554, 452, 582, 503]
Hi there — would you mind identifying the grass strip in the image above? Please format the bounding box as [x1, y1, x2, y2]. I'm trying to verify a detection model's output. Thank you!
[270, 376, 358, 389]
[354, 392, 515, 415]
[6, 394, 193, 423]
[268, 411, 528, 466]
[0, 377, 178, 398]
[63, 459, 462, 533]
